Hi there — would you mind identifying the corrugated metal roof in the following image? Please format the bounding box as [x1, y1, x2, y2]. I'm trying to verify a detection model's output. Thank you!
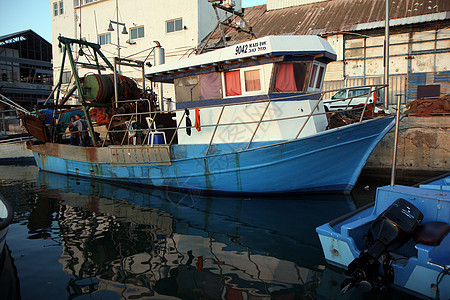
[205, 0, 449, 48]
[0, 29, 51, 46]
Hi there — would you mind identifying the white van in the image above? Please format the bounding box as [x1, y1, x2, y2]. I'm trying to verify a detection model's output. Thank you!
[324, 87, 379, 111]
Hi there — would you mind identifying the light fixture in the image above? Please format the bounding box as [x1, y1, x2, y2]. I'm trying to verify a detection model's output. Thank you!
[108, 20, 128, 35]
[107, 22, 114, 31]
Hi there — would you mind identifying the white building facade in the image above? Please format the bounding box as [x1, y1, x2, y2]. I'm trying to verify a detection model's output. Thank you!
[50, 0, 241, 104]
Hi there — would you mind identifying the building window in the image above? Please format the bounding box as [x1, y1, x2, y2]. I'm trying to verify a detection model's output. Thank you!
[166, 18, 183, 33]
[130, 26, 144, 39]
[73, 0, 79, 7]
[85, 0, 94, 3]
[53, 2, 58, 16]
[62, 71, 72, 84]
[98, 33, 111, 45]
[59, 1, 64, 15]
[244, 70, 261, 92]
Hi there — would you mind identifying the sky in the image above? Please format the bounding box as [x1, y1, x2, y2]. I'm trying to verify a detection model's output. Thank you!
[0, 0, 267, 43]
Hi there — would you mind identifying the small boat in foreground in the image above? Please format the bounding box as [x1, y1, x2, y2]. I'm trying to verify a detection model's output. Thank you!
[316, 173, 450, 298]
[23, 35, 394, 194]
[0, 192, 14, 256]
[0, 136, 34, 163]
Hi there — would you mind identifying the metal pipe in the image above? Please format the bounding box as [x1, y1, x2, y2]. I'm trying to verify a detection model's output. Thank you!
[384, 0, 390, 108]
[114, 57, 119, 108]
[390, 94, 402, 186]
[169, 110, 185, 146]
[294, 95, 323, 140]
[246, 97, 271, 150]
[116, 0, 120, 73]
[206, 105, 225, 155]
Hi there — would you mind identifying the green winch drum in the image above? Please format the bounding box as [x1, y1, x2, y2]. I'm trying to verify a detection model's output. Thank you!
[81, 74, 114, 103]
[81, 74, 140, 103]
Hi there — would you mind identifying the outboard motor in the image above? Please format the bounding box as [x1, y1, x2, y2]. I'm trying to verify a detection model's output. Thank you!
[341, 198, 423, 294]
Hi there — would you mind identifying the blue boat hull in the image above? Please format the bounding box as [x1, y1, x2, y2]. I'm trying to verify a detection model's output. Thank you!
[32, 116, 395, 194]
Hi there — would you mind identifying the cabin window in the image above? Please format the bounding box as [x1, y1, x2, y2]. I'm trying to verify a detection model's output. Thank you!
[224, 71, 242, 96]
[273, 62, 309, 93]
[244, 70, 261, 92]
[174, 76, 200, 103]
[174, 73, 222, 102]
[199, 73, 221, 100]
[309, 65, 318, 88]
[315, 66, 325, 89]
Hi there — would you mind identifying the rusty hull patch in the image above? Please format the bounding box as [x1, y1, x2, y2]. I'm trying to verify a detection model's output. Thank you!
[31, 143, 172, 166]
[31, 143, 109, 163]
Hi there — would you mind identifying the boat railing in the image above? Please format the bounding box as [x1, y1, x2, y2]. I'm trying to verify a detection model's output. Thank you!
[101, 84, 387, 152]
[102, 98, 155, 147]
[0, 136, 30, 144]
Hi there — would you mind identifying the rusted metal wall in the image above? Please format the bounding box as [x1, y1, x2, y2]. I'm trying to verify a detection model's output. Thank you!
[322, 25, 449, 104]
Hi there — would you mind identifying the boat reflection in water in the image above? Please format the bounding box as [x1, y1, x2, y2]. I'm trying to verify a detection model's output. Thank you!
[0, 245, 20, 300]
[34, 171, 357, 299]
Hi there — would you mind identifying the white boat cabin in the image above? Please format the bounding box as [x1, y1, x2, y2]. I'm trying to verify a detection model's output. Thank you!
[146, 36, 337, 146]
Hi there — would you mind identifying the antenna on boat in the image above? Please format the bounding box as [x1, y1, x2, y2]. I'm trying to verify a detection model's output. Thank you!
[390, 94, 402, 186]
[198, 0, 257, 53]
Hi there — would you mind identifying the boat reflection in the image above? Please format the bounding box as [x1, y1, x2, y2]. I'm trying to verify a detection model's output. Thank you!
[33, 171, 357, 299]
[0, 245, 21, 300]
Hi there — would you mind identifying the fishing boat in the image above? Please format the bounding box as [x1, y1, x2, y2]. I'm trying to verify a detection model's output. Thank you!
[0, 192, 14, 257]
[316, 173, 450, 298]
[23, 35, 394, 194]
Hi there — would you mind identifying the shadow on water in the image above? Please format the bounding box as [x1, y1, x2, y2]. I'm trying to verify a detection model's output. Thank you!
[0, 164, 421, 299]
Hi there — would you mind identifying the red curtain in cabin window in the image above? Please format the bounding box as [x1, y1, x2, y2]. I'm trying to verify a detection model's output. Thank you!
[225, 71, 242, 96]
[275, 63, 298, 92]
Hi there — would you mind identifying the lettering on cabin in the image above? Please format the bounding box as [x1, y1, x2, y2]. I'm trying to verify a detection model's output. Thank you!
[235, 41, 267, 55]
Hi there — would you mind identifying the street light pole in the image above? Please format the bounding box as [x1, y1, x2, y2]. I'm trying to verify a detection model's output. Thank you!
[116, 0, 120, 70]
[108, 0, 128, 73]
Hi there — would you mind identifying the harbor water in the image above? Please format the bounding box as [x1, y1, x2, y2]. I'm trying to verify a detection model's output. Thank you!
[0, 163, 426, 299]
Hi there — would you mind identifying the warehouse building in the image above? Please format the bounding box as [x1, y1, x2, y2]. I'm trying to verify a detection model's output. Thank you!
[204, 0, 450, 104]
